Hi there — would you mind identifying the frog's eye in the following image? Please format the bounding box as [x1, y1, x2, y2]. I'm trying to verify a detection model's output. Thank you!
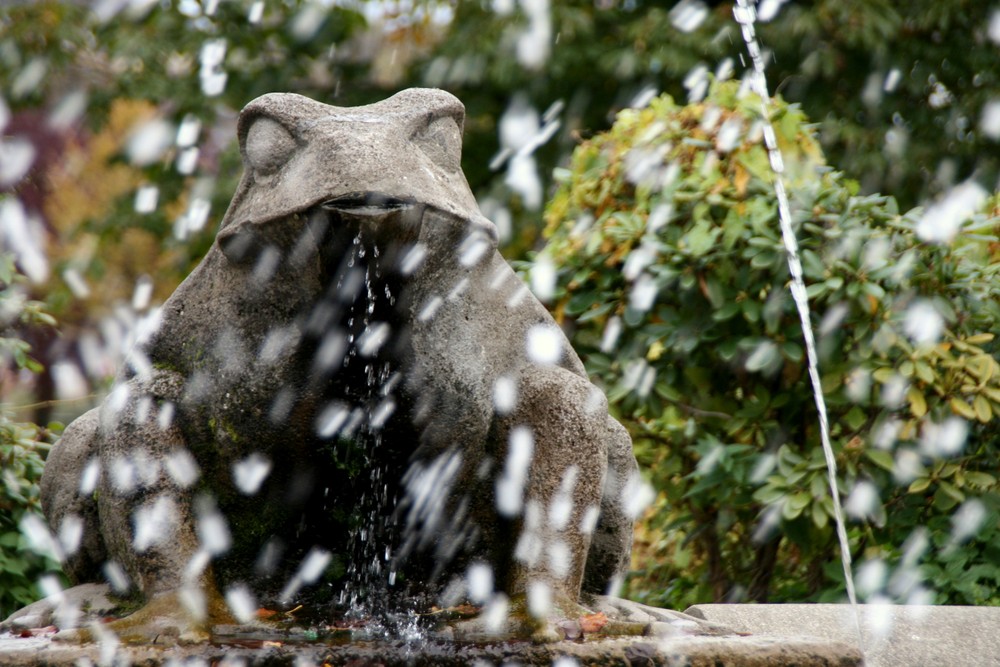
[245, 117, 296, 176]
[412, 114, 462, 172]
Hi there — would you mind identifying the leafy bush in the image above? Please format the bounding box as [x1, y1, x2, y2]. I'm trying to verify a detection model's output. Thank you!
[1, 251, 64, 619]
[541, 81, 1000, 609]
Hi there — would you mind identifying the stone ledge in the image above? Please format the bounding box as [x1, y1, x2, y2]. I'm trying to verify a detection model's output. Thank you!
[0, 631, 862, 666]
[686, 603, 1000, 667]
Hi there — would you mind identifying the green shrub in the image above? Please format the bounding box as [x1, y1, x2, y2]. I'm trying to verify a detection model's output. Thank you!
[542, 80, 1000, 608]
[0, 251, 64, 619]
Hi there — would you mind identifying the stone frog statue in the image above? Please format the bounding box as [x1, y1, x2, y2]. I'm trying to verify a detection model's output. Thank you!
[39, 88, 639, 642]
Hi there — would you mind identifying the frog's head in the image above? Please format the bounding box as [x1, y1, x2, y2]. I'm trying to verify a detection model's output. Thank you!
[217, 89, 497, 261]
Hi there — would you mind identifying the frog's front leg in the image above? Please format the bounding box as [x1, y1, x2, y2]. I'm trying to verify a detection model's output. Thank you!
[40, 407, 107, 585]
[493, 364, 611, 638]
[79, 369, 235, 644]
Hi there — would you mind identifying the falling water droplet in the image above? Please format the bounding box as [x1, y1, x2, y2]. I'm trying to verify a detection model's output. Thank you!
[232, 453, 272, 494]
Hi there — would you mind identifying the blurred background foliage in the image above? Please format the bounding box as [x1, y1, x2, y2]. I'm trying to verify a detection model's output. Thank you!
[542, 81, 1000, 608]
[1, 0, 999, 611]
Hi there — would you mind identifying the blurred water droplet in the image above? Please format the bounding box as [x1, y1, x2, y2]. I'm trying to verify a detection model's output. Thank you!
[527, 580, 551, 618]
[856, 558, 887, 599]
[175, 114, 202, 147]
[466, 563, 493, 603]
[11, 59, 47, 100]
[951, 499, 986, 544]
[844, 368, 871, 403]
[879, 375, 908, 409]
[506, 153, 543, 211]
[56, 514, 83, 557]
[418, 295, 443, 322]
[232, 453, 272, 494]
[493, 375, 518, 415]
[915, 180, 986, 243]
[621, 471, 655, 519]
[920, 417, 968, 458]
[176, 147, 199, 174]
[525, 324, 562, 364]
[844, 480, 880, 520]
[529, 254, 556, 302]
[715, 117, 744, 152]
[892, 449, 923, 484]
[280, 548, 332, 603]
[358, 322, 391, 357]
[399, 243, 427, 275]
[79, 457, 101, 495]
[199, 39, 228, 96]
[134, 184, 159, 214]
[883, 68, 902, 93]
[52, 361, 88, 400]
[600, 316, 622, 354]
[132, 495, 178, 552]
[103, 560, 131, 594]
[745, 339, 779, 372]
[902, 300, 944, 346]
[496, 427, 534, 517]
[126, 118, 174, 167]
[670, 0, 709, 32]
[629, 274, 658, 311]
[248, 0, 264, 23]
[196, 498, 231, 556]
[483, 593, 509, 633]
[548, 540, 571, 579]
[623, 243, 657, 281]
[370, 397, 396, 430]
[515, 0, 551, 69]
[757, 0, 790, 21]
[165, 448, 200, 488]
[180, 584, 207, 622]
[157, 401, 176, 430]
[175, 197, 212, 239]
[225, 583, 257, 624]
[47, 89, 87, 131]
[0, 137, 36, 187]
[980, 99, 1000, 140]
[315, 330, 347, 371]
[684, 64, 710, 102]
[579, 505, 599, 535]
[251, 245, 281, 284]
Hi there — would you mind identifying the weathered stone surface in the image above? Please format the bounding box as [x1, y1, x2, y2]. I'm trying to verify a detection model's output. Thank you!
[686, 603, 1000, 667]
[35, 88, 638, 638]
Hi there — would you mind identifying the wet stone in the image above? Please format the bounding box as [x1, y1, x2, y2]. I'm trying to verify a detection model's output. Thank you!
[0, 628, 863, 666]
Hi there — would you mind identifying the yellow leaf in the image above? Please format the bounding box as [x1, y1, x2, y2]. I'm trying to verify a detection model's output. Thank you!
[733, 164, 750, 197]
[950, 397, 976, 420]
[974, 394, 993, 423]
[908, 387, 927, 418]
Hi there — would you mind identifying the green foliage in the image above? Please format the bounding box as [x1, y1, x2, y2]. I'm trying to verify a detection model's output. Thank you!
[0, 248, 63, 620]
[543, 81, 1000, 608]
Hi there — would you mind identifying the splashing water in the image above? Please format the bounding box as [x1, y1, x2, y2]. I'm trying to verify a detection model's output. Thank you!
[733, 0, 864, 652]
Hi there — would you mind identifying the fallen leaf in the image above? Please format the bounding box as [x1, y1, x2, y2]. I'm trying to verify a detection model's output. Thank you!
[256, 608, 278, 619]
[579, 611, 608, 633]
[262, 640, 283, 648]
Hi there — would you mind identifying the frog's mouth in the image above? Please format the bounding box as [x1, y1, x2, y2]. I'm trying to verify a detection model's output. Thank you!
[321, 192, 416, 217]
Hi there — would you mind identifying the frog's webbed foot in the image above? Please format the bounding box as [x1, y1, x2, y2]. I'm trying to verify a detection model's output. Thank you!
[437, 593, 600, 644]
[53, 589, 236, 645]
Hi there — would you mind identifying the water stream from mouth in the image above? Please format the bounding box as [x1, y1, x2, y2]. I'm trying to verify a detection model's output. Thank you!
[732, 0, 864, 654]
